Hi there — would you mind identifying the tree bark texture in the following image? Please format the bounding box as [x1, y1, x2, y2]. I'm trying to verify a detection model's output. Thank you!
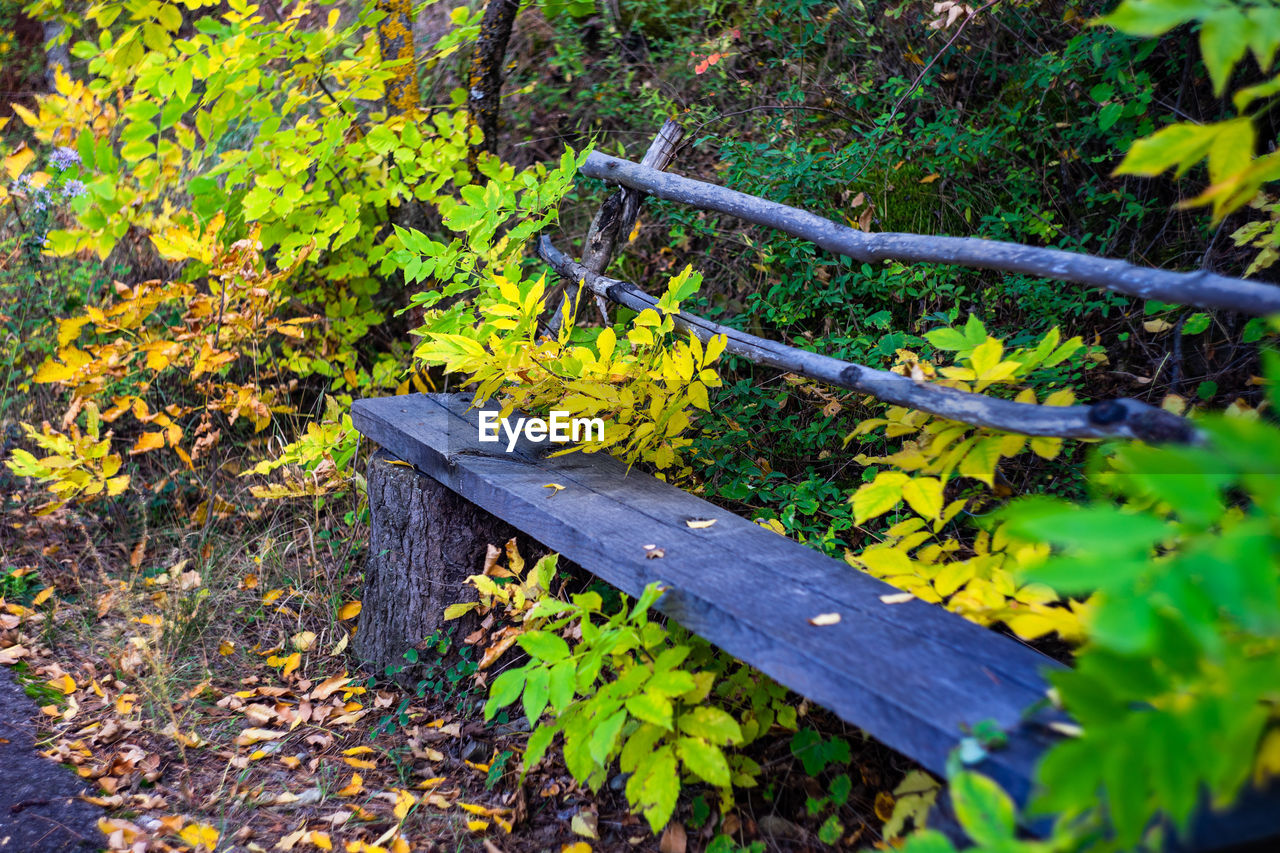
[376, 0, 420, 114]
[43, 21, 71, 91]
[467, 0, 520, 161]
[355, 450, 546, 676]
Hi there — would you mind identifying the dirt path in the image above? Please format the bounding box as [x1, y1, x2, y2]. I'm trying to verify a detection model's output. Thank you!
[0, 667, 102, 851]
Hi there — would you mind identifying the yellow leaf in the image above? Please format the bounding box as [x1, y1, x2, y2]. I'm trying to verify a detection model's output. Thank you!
[685, 518, 717, 529]
[345, 757, 377, 769]
[338, 600, 362, 620]
[543, 483, 565, 497]
[919, 173, 941, 184]
[307, 831, 333, 850]
[291, 630, 316, 651]
[876, 790, 896, 821]
[444, 602, 478, 620]
[343, 746, 375, 756]
[178, 822, 219, 850]
[562, 844, 593, 853]
[49, 673, 76, 694]
[337, 772, 364, 797]
[130, 432, 165, 454]
[968, 338, 1003, 376]
[393, 788, 416, 820]
[754, 518, 786, 535]
[1043, 389, 1075, 407]
[4, 145, 34, 180]
[854, 547, 913, 576]
[281, 651, 301, 676]
[1143, 319, 1174, 333]
[31, 586, 55, 606]
[1029, 436, 1062, 460]
[32, 359, 76, 384]
[900, 477, 944, 519]
[959, 436, 1003, 487]
[851, 471, 908, 524]
[1003, 611, 1059, 640]
[880, 592, 915, 605]
[808, 612, 841, 626]
[467, 820, 490, 831]
[1253, 728, 1280, 786]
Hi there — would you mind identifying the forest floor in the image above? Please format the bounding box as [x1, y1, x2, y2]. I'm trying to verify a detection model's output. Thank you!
[0, 477, 901, 852]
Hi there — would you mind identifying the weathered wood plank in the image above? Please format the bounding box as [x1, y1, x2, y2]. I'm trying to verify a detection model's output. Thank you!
[352, 393, 1280, 850]
[351, 393, 1062, 805]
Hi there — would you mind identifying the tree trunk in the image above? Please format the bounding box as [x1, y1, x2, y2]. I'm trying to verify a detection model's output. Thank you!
[355, 450, 545, 678]
[466, 0, 520, 163]
[376, 0, 420, 113]
[43, 21, 71, 90]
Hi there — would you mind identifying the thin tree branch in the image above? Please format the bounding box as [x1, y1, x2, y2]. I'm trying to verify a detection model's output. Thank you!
[579, 153, 1280, 316]
[546, 120, 685, 333]
[538, 237, 1201, 444]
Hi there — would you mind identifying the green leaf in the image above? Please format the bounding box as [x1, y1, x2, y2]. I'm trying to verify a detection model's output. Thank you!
[548, 660, 576, 713]
[647, 669, 697, 697]
[485, 666, 527, 720]
[523, 723, 557, 774]
[1247, 6, 1280, 70]
[898, 830, 959, 853]
[1004, 500, 1169, 559]
[679, 706, 743, 745]
[1201, 8, 1248, 95]
[676, 736, 731, 787]
[1098, 0, 1204, 37]
[949, 771, 1016, 846]
[589, 707, 627, 764]
[958, 437, 1002, 488]
[1113, 122, 1219, 178]
[630, 744, 680, 833]
[1023, 555, 1149, 595]
[924, 327, 970, 351]
[517, 630, 571, 662]
[1098, 101, 1124, 132]
[620, 723, 667, 774]
[1182, 312, 1212, 335]
[523, 664, 550, 724]
[626, 692, 674, 730]
[852, 471, 908, 524]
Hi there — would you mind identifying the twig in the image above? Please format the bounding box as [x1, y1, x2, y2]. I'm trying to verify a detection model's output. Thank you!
[538, 237, 1200, 444]
[579, 153, 1280, 315]
[545, 120, 685, 334]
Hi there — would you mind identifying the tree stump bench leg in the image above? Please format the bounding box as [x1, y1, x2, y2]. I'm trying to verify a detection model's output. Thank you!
[355, 449, 543, 676]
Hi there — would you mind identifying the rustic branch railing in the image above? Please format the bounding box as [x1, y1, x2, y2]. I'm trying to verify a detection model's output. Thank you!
[546, 120, 685, 333]
[580, 152, 1280, 317]
[538, 237, 1198, 443]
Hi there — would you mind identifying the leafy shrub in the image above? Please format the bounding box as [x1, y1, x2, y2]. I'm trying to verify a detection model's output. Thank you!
[455, 542, 796, 834]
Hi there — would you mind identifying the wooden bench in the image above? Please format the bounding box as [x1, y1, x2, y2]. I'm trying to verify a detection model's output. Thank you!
[351, 392, 1278, 849]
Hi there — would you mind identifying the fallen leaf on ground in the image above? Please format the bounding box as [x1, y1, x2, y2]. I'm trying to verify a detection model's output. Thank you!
[808, 612, 841, 626]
